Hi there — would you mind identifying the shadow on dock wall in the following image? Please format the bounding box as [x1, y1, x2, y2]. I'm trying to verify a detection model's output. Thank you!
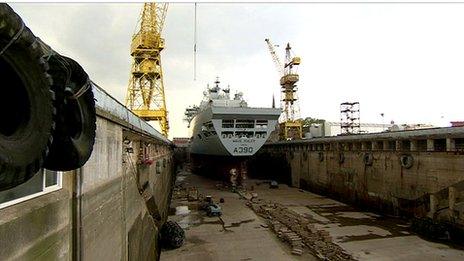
[0, 117, 176, 260]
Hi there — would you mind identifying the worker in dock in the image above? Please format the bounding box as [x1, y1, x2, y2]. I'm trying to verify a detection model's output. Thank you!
[229, 168, 238, 192]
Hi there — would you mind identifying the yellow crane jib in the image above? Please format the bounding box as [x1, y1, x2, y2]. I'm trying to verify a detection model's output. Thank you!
[265, 38, 284, 77]
[126, 3, 169, 137]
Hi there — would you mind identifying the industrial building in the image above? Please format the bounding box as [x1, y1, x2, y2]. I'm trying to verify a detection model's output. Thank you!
[305, 121, 435, 138]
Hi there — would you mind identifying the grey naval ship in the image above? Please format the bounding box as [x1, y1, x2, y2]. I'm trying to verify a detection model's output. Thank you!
[185, 78, 281, 159]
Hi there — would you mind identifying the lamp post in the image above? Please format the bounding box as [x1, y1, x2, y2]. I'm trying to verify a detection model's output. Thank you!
[380, 113, 385, 131]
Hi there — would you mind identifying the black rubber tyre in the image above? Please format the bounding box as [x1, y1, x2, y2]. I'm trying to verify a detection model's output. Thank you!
[160, 221, 185, 249]
[43, 55, 96, 171]
[0, 4, 55, 190]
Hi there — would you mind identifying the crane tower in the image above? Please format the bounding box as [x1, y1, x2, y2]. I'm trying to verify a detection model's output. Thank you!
[126, 3, 169, 137]
[265, 38, 302, 140]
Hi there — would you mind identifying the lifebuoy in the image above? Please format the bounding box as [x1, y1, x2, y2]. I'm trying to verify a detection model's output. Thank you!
[363, 152, 373, 166]
[400, 154, 414, 169]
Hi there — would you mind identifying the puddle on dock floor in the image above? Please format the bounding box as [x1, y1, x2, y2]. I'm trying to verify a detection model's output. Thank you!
[335, 211, 377, 219]
[178, 213, 203, 229]
[175, 206, 190, 215]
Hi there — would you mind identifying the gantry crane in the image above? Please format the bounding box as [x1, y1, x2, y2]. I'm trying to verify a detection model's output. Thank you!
[126, 3, 169, 137]
[265, 38, 302, 140]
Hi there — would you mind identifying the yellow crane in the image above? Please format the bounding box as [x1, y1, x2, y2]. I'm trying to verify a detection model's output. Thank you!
[126, 3, 169, 137]
[265, 38, 302, 140]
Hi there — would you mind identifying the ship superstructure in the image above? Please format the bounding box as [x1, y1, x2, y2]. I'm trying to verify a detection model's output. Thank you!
[185, 78, 281, 157]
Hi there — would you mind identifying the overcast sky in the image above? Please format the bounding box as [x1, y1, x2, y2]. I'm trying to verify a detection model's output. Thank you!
[10, 3, 464, 138]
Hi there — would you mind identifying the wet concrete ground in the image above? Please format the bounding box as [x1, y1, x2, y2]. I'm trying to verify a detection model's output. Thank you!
[161, 169, 464, 261]
[161, 169, 314, 261]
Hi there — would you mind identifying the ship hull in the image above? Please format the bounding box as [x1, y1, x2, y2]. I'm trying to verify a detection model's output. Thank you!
[189, 106, 281, 157]
[189, 153, 249, 181]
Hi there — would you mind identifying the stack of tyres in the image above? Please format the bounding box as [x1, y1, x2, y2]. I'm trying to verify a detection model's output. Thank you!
[42, 52, 96, 171]
[0, 4, 56, 190]
[0, 3, 96, 191]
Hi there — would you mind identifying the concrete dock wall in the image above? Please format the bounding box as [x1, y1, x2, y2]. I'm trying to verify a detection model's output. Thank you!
[0, 179, 73, 260]
[0, 85, 175, 260]
[252, 127, 464, 230]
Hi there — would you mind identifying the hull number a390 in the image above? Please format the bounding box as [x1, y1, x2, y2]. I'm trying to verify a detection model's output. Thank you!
[233, 146, 254, 154]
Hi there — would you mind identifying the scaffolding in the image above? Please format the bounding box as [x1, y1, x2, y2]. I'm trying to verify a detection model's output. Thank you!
[340, 102, 360, 135]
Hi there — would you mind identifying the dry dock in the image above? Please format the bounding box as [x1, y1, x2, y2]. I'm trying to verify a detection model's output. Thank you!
[162, 169, 317, 260]
[3, 3, 464, 260]
[161, 165, 464, 261]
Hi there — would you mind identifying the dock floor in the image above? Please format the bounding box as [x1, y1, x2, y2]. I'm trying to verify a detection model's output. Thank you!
[161, 168, 464, 261]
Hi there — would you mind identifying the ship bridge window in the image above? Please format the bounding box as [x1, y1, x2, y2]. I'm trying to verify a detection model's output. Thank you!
[222, 131, 234, 139]
[235, 120, 254, 129]
[235, 131, 254, 138]
[256, 120, 268, 129]
[255, 131, 267, 138]
[222, 119, 234, 128]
